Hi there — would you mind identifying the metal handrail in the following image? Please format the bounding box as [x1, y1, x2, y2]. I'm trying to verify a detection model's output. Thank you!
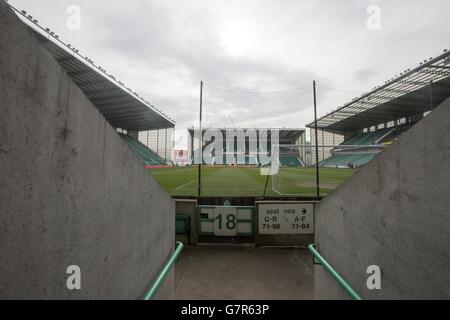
[143, 241, 184, 300]
[308, 244, 363, 300]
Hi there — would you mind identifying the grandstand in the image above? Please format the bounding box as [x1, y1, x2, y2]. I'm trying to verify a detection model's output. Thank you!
[340, 127, 392, 146]
[318, 128, 391, 168]
[119, 133, 168, 166]
[9, 4, 175, 168]
[308, 49, 450, 169]
[279, 145, 306, 167]
[188, 128, 306, 166]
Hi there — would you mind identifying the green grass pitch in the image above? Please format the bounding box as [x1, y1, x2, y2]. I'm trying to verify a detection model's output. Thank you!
[148, 166, 356, 197]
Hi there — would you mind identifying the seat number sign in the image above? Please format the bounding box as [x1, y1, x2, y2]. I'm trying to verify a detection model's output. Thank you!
[258, 203, 314, 234]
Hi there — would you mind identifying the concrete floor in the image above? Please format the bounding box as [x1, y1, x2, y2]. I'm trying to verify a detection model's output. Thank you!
[175, 245, 313, 300]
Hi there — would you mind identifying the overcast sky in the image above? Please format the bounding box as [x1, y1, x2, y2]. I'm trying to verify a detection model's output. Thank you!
[10, 0, 450, 147]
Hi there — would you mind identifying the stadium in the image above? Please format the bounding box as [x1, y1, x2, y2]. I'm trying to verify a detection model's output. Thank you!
[1, 0, 450, 304]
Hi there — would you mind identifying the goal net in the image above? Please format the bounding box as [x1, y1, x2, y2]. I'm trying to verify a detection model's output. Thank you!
[192, 82, 312, 196]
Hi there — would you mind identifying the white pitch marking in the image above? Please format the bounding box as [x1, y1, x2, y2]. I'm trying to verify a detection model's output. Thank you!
[175, 180, 196, 191]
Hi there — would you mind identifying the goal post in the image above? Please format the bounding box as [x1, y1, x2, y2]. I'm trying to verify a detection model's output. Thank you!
[270, 144, 313, 196]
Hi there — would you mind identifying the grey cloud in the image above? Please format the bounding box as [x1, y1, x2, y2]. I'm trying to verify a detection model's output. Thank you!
[88, 0, 317, 128]
[353, 69, 378, 82]
[10, 0, 450, 145]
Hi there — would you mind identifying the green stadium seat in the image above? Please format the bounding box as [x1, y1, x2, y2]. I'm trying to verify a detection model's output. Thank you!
[176, 214, 190, 235]
[320, 128, 392, 168]
[119, 133, 167, 166]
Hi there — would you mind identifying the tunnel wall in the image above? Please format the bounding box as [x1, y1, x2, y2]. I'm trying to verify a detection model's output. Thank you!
[0, 1, 174, 299]
[314, 97, 450, 299]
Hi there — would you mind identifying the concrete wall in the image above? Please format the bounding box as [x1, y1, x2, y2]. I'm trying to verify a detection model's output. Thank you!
[314, 98, 450, 299]
[0, 1, 174, 299]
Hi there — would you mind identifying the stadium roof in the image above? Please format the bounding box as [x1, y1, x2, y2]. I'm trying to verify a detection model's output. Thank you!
[10, 4, 175, 131]
[306, 50, 450, 132]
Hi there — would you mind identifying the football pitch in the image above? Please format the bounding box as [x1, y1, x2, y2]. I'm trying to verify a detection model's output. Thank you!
[148, 166, 356, 197]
